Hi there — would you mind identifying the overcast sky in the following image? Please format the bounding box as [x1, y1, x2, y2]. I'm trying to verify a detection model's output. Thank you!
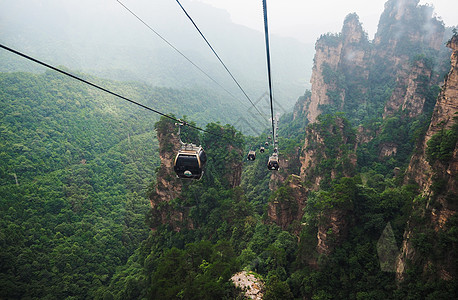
[192, 0, 458, 43]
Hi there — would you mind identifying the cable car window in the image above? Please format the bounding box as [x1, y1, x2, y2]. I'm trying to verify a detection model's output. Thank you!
[176, 154, 198, 167]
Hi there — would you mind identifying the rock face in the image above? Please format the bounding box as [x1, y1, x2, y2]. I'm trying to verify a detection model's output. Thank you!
[405, 35, 458, 193]
[306, 14, 370, 123]
[152, 121, 183, 204]
[383, 59, 434, 118]
[230, 271, 264, 300]
[379, 142, 398, 158]
[226, 145, 243, 188]
[397, 34, 458, 282]
[304, 0, 447, 124]
[430, 35, 458, 135]
[148, 119, 244, 231]
[374, 0, 444, 53]
[374, 0, 446, 119]
[293, 91, 311, 122]
[148, 119, 192, 232]
[316, 209, 350, 255]
[269, 147, 301, 191]
[267, 175, 307, 233]
[300, 116, 357, 190]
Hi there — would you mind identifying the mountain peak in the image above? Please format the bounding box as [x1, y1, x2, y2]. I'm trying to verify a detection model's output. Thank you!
[341, 13, 368, 45]
[375, 0, 443, 50]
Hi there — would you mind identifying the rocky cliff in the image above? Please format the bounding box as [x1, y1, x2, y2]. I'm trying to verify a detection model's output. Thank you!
[304, 0, 448, 125]
[316, 208, 351, 256]
[267, 115, 357, 257]
[383, 58, 435, 118]
[147, 118, 191, 231]
[374, 0, 444, 54]
[306, 13, 370, 123]
[375, 0, 447, 119]
[148, 119, 244, 231]
[405, 35, 458, 194]
[267, 175, 307, 234]
[269, 147, 301, 191]
[300, 115, 357, 191]
[267, 0, 454, 271]
[397, 34, 458, 282]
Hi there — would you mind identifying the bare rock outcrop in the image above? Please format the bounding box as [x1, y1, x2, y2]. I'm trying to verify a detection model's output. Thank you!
[383, 59, 434, 118]
[306, 14, 370, 123]
[316, 209, 350, 255]
[231, 271, 264, 300]
[226, 145, 243, 188]
[148, 119, 191, 231]
[300, 116, 357, 191]
[404, 34, 458, 195]
[374, 0, 444, 58]
[397, 34, 458, 283]
[267, 175, 307, 234]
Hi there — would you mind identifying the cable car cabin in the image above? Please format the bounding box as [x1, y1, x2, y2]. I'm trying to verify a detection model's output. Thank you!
[174, 144, 207, 179]
[265, 142, 269, 147]
[267, 154, 279, 171]
[260, 146, 265, 153]
[247, 150, 256, 161]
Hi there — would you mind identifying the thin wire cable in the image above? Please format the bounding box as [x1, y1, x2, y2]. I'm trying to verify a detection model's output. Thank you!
[174, 0, 268, 123]
[116, 0, 267, 126]
[115, 0, 243, 106]
[0, 43, 231, 141]
[262, 0, 276, 145]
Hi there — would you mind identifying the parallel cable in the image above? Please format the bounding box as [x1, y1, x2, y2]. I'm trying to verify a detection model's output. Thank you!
[262, 0, 276, 145]
[0, 43, 231, 141]
[115, 0, 243, 107]
[116, 0, 266, 125]
[174, 0, 268, 123]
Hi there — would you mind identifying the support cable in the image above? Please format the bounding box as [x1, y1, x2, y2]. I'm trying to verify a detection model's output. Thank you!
[0, 43, 231, 141]
[262, 0, 276, 145]
[116, 0, 266, 124]
[174, 0, 268, 123]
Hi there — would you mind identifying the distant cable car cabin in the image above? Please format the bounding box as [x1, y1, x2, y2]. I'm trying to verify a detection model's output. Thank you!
[260, 146, 265, 153]
[267, 153, 279, 171]
[247, 150, 256, 161]
[173, 122, 207, 180]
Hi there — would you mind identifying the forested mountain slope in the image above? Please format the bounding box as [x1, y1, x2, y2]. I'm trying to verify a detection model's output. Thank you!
[0, 69, 250, 299]
[0, 71, 158, 298]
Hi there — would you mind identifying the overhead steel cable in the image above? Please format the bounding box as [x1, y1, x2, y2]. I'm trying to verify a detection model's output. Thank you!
[116, 0, 266, 125]
[174, 0, 268, 123]
[0, 43, 232, 141]
[262, 0, 276, 146]
[115, 0, 243, 108]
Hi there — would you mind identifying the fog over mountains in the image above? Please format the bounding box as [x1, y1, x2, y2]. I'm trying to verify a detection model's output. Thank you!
[0, 0, 314, 111]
